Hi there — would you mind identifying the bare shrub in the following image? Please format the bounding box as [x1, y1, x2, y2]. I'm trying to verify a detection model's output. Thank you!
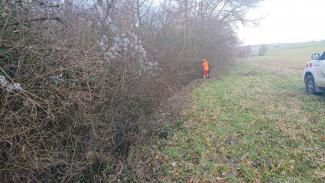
[258, 44, 268, 56]
[235, 45, 252, 59]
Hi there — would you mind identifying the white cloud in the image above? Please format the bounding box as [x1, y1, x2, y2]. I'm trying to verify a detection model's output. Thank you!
[238, 0, 325, 45]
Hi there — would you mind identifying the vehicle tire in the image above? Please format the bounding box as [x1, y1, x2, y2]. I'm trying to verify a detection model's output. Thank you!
[305, 74, 316, 95]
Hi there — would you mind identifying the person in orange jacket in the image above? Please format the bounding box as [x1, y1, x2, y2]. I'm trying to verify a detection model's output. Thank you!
[201, 58, 209, 79]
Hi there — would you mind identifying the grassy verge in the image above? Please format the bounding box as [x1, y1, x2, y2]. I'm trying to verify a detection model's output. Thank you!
[150, 64, 325, 182]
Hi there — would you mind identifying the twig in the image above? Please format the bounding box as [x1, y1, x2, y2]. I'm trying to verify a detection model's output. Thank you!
[109, 161, 123, 183]
[0, 8, 12, 47]
[8, 16, 65, 27]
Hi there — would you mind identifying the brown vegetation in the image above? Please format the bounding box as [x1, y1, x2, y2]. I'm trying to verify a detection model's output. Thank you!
[0, 0, 261, 181]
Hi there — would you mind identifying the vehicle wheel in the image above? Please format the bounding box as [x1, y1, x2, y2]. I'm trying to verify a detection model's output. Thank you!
[305, 75, 316, 95]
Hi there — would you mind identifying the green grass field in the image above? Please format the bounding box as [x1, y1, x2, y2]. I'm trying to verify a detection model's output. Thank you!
[143, 42, 325, 182]
[247, 41, 325, 71]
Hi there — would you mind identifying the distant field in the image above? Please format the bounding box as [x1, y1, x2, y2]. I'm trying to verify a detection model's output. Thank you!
[246, 41, 325, 71]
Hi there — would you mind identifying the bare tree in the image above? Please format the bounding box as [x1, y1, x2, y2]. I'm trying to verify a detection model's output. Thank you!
[64, 0, 73, 17]
[258, 44, 268, 56]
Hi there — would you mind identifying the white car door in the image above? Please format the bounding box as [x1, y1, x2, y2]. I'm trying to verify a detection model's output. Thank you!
[315, 56, 325, 87]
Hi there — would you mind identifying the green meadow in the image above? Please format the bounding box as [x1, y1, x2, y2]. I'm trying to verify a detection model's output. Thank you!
[144, 42, 325, 182]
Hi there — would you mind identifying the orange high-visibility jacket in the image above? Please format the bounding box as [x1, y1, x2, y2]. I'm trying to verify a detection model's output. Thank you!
[202, 59, 209, 71]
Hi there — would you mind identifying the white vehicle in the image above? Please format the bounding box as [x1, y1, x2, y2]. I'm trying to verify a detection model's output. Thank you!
[304, 52, 325, 94]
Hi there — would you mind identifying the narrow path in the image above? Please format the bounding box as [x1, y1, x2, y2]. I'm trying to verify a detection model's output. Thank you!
[154, 63, 325, 182]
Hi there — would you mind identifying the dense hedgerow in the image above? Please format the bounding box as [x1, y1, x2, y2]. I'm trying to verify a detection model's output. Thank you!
[0, 0, 261, 181]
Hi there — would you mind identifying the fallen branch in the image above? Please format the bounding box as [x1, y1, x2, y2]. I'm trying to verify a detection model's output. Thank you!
[9, 16, 65, 27]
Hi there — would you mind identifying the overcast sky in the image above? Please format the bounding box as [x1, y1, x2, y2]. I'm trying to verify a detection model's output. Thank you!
[238, 0, 325, 45]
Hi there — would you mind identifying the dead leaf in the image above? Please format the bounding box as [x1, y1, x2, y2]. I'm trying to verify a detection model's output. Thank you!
[215, 177, 224, 183]
[320, 136, 325, 142]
